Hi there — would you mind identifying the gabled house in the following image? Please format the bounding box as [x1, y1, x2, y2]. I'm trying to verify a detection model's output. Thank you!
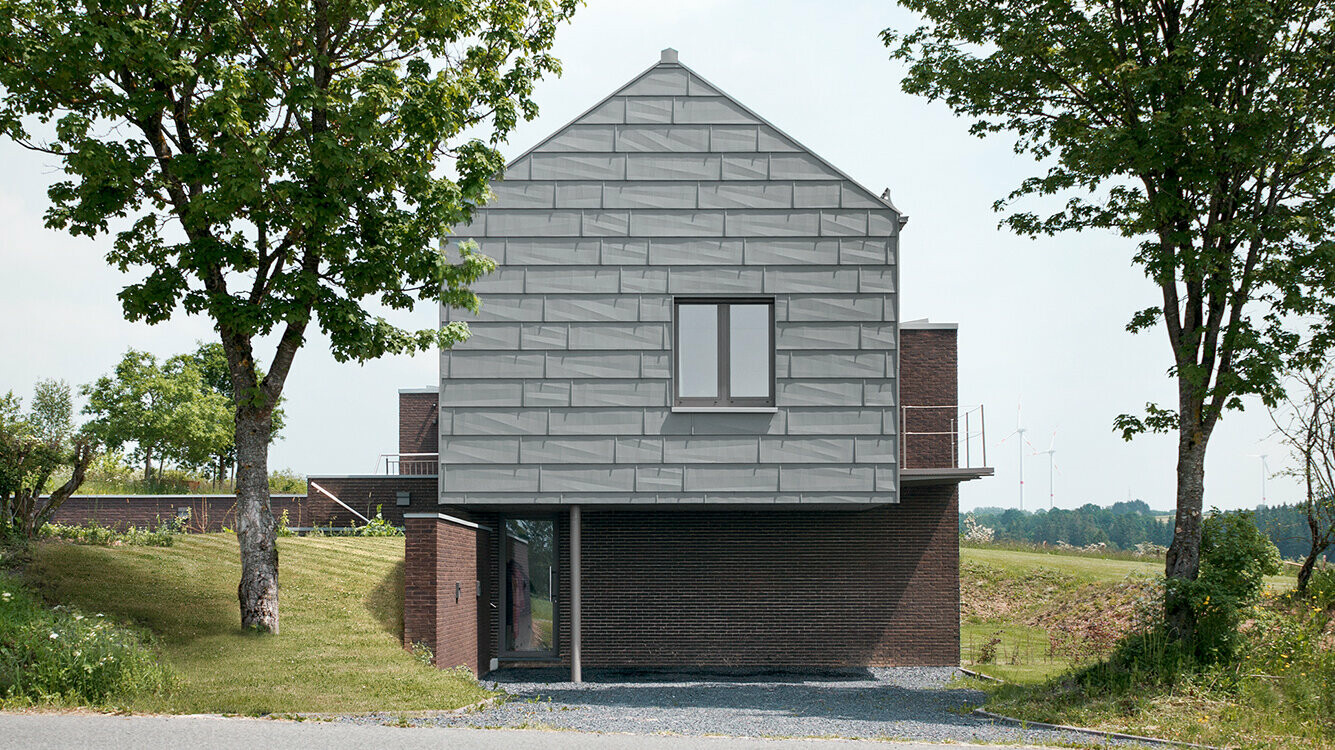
[383, 49, 990, 678]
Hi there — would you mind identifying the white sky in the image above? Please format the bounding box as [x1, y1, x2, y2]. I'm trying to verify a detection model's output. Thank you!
[0, 0, 1298, 512]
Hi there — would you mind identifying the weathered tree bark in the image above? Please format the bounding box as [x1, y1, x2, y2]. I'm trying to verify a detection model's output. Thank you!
[1164, 391, 1212, 638]
[234, 403, 279, 633]
[1297, 539, 1326, 593]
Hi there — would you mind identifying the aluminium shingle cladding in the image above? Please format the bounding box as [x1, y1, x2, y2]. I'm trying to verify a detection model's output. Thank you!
[439, 53, 901, 506]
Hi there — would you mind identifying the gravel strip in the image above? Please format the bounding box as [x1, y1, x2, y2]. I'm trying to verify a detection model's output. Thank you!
[341, 667, 1155, 746]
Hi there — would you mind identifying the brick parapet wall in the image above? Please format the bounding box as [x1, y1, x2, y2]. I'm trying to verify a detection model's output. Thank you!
[399, 391, 439, 457]
[52, 495, 312, 532]
[899, 328, 959, 469]
[53, 475, 438, 532]
[305, 475, 437, 526]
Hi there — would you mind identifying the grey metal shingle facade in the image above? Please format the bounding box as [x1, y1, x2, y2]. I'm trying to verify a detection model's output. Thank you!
[440, 52, 902, 506]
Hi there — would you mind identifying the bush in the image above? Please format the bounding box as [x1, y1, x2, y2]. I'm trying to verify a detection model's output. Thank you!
[39, 519, 181, 548]
[355, 507, 403, 537]
[275, 509, 296, 538]
[1174, 510, 1283, 663]
[0, 575, 168, 706]
[1306, 566, 1335, 611]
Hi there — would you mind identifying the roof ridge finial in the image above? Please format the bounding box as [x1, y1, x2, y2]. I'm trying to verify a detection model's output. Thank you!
[660, 48, 679, 64]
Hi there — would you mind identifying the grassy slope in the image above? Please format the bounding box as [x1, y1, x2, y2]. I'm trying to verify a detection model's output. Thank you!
[961, 546, 1330, 749]
[959, 546, 1295, 684]
[960, 546, 1163, 683]
[26, 535, 493, 714]
[962, 546, 1161, 580]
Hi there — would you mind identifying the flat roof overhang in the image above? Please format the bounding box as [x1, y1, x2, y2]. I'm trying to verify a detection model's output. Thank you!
[901, 467, 995, 485]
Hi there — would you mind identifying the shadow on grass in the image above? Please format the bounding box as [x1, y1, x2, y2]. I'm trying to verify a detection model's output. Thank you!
[365, 558, 404, 640]
[27, 541, 238, 644]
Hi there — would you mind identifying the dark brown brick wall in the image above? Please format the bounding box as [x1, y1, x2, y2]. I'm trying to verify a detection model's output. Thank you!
[404, 510, 496, 675]
[305, 476, 437, 526]
[422, 486, 959, 672]
[55, 475, 436, 532]
[53, 495, 311, 532]
[900, 328, 959, 469]
[399, 391, 439, 457]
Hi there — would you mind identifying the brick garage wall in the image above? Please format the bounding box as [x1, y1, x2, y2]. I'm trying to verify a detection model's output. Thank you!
[574, 490, 959, 668]
[900, 327, 959, 469]
[52, 495, 311, 532]
[423, 490, 959, 672]
[398, 391, 439, 457]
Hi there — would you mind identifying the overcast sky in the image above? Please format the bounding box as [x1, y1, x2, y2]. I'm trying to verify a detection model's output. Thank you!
[0, 0, 1300, 512]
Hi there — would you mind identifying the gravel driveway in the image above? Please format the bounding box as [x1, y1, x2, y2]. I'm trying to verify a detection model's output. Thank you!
[351, 667, 1149, 746]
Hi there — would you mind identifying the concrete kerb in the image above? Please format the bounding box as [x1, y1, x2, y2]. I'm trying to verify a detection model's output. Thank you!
[970, 709, 1220, 749]
[291, 694, 505, 722]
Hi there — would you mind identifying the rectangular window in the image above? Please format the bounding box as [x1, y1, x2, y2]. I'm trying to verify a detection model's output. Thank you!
[501, 517, 557, 658]
[674, 298, 775, 408]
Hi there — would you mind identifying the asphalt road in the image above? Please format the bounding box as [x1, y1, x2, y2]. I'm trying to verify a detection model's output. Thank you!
[0, 713, 1043, 750]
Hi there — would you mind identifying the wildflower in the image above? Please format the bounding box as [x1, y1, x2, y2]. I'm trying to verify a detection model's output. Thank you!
[1, 592, 10, 601]
[49, 632, 58, 639]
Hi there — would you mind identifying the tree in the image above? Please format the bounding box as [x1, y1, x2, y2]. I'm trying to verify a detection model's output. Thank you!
[81, 349, 228, 481]
[179, 342, 284, 485]
[1270, 364, 1335, 592]
[0, 390, 95, 539]
[28, 379, 73, 449]
[886, 0, 1335, 638]
[0, 0, 577, 631]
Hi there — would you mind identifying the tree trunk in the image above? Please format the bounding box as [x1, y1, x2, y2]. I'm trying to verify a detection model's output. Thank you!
[1297, 536, 1330, 593]
[143, 447, 153, 482]
[234, 405, 279, 633]
[1164, 416, 1210, 638]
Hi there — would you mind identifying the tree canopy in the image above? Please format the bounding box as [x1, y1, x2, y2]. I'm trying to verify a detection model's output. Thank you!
[886, 0, 1335, 636]
[82, 348, 233, 481]
[0, 0, 578, 630]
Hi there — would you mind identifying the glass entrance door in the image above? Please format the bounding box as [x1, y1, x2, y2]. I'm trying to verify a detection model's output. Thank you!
[502, 517, 557, 656]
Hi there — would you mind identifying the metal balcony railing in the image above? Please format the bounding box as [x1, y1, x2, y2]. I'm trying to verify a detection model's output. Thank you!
[374, 453, 439, 476]
[900, 405, 987, 470]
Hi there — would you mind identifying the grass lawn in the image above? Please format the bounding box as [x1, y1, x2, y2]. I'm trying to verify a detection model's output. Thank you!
[25, 534, 494, 714]
[962, 546, 1161, 582]
[962, 545, 1292, 591]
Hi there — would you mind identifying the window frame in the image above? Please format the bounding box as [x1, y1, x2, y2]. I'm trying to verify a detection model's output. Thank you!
[497, 514, 560, 660]
[672, 297, 776, 409]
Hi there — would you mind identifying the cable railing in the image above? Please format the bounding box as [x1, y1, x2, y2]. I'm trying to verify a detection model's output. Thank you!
[374, 452, 439, 476]
[900, 405, 987, 470]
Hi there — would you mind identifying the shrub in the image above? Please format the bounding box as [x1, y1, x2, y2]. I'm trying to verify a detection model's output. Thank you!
[39, 520, 179, 548]
[0, 575, 168, 706]
[268, 468, 306, 494]
[355, 507, 403, 538]
[1174, 510, 1283, 663]
[275, 509, 296, 538]
[1306, 566, 1335, 611]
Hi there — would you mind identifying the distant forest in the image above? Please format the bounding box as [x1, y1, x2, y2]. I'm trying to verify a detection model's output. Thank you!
[961, 500, 1334, 562]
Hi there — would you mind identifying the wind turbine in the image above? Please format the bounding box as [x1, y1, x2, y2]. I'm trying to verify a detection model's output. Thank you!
[1035, 429, 1058, 509]
[999, 403, 1031, 510]
[1247, 453, 1270, 505]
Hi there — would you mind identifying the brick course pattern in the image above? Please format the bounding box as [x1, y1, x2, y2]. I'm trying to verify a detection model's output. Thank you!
[411, 485, 959, 672]
[53, 495, 312, 532]
[899, 328, 958, 469]
[53, 476, 436, 532]
[399, 391, 439, 457]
